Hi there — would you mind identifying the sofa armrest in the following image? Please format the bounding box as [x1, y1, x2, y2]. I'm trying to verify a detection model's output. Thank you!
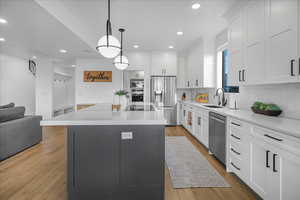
[0, 116, 42, 160]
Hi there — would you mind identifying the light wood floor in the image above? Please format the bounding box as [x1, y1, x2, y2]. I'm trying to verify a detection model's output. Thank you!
[0, 126, 258, 200]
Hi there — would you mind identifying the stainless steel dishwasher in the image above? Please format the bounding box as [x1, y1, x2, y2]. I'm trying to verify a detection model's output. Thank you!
[209, 112, 226, 166]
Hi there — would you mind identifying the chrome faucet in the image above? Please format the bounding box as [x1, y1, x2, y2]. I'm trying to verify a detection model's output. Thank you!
[215, 88, 227, 107]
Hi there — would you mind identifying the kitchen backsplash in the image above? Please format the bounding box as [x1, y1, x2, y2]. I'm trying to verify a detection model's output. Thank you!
[177, 83, 300, 120]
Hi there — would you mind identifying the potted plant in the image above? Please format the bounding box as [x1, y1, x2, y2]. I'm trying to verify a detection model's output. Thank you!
[113, 89, 129, 111]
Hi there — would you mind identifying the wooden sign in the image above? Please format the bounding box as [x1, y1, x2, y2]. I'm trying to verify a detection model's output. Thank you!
[83, 71, 112, 82]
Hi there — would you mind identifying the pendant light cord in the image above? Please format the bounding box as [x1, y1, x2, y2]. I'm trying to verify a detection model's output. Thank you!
[106, 0, 112, 46]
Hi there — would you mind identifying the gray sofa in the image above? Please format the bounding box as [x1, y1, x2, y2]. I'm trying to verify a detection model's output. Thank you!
[0, 115, 42, 161]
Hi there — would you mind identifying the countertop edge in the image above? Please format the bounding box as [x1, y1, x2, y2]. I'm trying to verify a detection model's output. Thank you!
[40, 120, 168, 126]
[179, 100, 300, 139]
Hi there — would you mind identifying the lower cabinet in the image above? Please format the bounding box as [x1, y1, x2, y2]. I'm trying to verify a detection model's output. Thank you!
[250, 135, 300, 200]
[192, 108, 209, 148]
[67, 125, 165, 200]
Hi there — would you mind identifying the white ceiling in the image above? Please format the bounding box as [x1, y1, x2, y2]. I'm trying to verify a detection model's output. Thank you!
[0, 0, 236, 64]
[35, 0, 236, 52]
[0, 0, 99, 65]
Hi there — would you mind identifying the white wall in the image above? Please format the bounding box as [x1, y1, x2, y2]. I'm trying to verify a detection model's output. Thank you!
[35, 57, 54, 119]
[75, 58, 123, 104]
[53, 66, 75, 110]
[0, 54, 36, 115]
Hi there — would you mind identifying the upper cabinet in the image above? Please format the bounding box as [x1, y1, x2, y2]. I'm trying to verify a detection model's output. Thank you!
[244, 0, 266, 84]
[228, 12, 244, 86]
[151, 52, 177, 76]
[266, 0, 299, 83]
[178, 38, 215, 89]
[227, 0, 300, 85]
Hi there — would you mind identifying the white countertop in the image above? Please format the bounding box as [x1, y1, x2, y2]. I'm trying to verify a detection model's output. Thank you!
[179, 100, 300, 139]
[40, 103, 167, 126]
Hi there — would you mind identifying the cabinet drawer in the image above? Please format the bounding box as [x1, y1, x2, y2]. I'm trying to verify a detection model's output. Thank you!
[229, 154, 243, 177]
[229, 141, 242, 159]
[230, 128, 243, 143]
[252, 126, 300, 156]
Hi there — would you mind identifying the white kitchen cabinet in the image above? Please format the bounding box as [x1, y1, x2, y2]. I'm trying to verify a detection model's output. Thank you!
[228, 50, 243, 85]
[201, 113, 209, 148]
[227, 0, 300, 85]
[266, 0, 298, 82]
[244, 0, 266, 84]
[249, 136, 269, 198]
[279, 149, 300, 200]
[151, 52, 177, 76]
[249, 125, 300, 200]
[228, 11, 245, 86]
[177, 55, 187, 88]
[193, 112, 202, 140]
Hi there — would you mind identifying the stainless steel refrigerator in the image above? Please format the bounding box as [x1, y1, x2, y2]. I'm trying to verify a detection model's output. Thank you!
[150, 76, 177, 125]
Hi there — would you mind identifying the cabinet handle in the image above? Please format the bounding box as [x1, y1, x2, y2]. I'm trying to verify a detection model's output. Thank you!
[299, 58, 300, 75]
[231, 122, 241, 127]
[196, 79, 198, 87]
[242, 69, 245, 81]
[273, 154, 278, 172]
[264, 134, 283, 142]
[231, 148, 241, 155]
[187, 81, 190, 87]
[238, 70, 241, 82]
[266, 150, 270, 168]
[291, 59, 295, 76]
[231, 162, 240, 171]
[231, 134, 241, 140]
[198, 117, 201, 125]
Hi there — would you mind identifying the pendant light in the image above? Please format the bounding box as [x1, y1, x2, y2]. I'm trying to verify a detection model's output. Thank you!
[96, 0, 121, 58]
[114, 28, 129, 70]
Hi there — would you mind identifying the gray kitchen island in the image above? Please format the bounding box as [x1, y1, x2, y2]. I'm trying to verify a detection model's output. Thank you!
[41, 104, 167, 200]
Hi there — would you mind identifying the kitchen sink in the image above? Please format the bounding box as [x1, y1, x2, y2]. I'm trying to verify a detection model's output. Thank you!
[204, 105, 223, 108]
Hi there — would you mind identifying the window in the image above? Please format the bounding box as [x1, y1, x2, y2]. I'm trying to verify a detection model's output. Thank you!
[217, 49, 239, 93]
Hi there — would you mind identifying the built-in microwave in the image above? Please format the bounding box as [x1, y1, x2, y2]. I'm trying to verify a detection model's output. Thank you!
[130, 79, 144, 89]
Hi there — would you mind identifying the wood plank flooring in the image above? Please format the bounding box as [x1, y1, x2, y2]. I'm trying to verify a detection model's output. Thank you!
[0, 126, 258, 200]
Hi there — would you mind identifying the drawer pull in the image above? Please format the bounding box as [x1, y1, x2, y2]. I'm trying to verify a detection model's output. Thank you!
[266, 150, 270, 168]
[264, 134, 283, 142]
[231, 122, 241, 127]
[231, 134, 241, 140]
[231, 162, 240, 171]
[231, 148, 241, 155]
[273, 154, 278, 172]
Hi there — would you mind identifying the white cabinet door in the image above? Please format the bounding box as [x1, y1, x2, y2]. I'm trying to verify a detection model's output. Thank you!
[278, 149, 300, 200]
[229, 13, 243, 53]
[266, 0, 299, 83]
[249, 137, 268, 198]
[151, 52, 177, 76]
[228, 12, 244, 86]
[202, 116, 209, 148]
[244, 0, 266, 84]
[228, 50, 243, 85]
[193, 113, 202, 140]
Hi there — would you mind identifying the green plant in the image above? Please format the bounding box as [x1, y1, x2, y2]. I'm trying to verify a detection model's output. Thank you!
[114, 89, 128, 96]
[252, 101, 281, 111]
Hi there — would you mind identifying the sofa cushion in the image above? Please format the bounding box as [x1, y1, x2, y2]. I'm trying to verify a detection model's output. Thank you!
[0, 106, 25, 123]
[0, 103, 15, 109]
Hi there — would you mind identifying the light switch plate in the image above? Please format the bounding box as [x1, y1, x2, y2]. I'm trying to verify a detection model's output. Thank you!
[121, 132, 133, 140]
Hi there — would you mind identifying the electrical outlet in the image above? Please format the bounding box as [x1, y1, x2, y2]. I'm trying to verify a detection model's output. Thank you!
[121, 132, 133, 140]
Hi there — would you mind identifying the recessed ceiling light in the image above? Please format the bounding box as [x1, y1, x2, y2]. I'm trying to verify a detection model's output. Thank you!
[0, 18, 7, 24]
[177, 31, 183, 36]
[72, 65, 76, 67]
[0, 38, 5, 42]
[32, 56, 37, 59]
[133, 45, 139, 49]
[192, 3, 201, 10]
[169, 45, 174, 49]
[59, 49, 67, 53]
